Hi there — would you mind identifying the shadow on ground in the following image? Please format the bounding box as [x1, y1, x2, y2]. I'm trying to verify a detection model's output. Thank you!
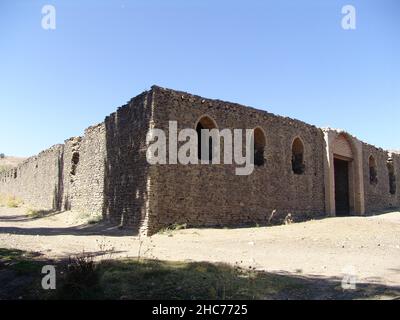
[1, 207, 398, 237]
[0, 248, 399, 300]
[0, 207, 138, 236]
[0, 208, 64, 222]
[0, 221, 137, 237]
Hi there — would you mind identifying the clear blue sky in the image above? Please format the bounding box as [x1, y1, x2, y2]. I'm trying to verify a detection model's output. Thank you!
[0, 0, 399, 157]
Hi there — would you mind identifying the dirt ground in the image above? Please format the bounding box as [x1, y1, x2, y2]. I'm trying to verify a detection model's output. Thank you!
[0, 206, 399, 289]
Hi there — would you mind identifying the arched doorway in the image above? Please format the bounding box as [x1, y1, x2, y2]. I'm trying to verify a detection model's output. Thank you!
[324, 130, 365, 216]
[332, 134, 354, 216]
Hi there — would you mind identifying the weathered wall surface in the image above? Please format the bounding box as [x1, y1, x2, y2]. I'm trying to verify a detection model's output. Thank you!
[0, 90, 154, 234]
[0, 145, 63, 210]
[102, 90, 155, 233]
[362, 143, 400, 212]
[1, 85, 399, 235]
[0, 123, 108, 215]
[0, 122, 108, 214]
[61, 124, 107, 215]
[147, 87, 327, 233]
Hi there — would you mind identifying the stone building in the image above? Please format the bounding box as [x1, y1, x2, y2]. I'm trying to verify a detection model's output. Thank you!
[0, 86, 399, 235]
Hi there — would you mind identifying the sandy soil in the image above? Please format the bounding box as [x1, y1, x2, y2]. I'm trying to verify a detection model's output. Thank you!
[0, 207, 399, 288]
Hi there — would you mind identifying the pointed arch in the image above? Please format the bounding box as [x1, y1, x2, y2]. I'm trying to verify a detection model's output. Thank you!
[195, 115, 218, 161]
[368, 155, 378, 185]
[387, 159, 396, 195]
[324, 130, 365, 217]
[292, 137, 305, 174]
[333, 133, 353, 159]
[253, 127, 266, 166]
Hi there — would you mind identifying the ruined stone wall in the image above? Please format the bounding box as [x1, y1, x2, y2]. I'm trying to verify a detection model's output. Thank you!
[61, 138, 76, 211]
[0, 90, 154, 233]
[102, 90, 155, 233]
[0, 122, 108, 214]
[1, 86, 399, 235]
[61, 124, 107, 215]
[0, 145, 63, 210]
[362, 143, 400, 212]
[146, 86, 327, 233]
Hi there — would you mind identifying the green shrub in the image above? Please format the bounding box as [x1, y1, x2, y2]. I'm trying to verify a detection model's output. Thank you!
[1, 195, 23, 208]
[26, 208, 53, 219]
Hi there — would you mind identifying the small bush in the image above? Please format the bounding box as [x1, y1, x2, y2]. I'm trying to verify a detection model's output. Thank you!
[87, 214, 102, 225]
[57, 254, 100, 299]
[5, 196, 23, 208]
[76, 211, 102, 225]
[284, 213, 293, 225]
[0, 165, 11, 174]
[26, 208, 53, 219]
[0, 194, 23, 208]
[159, 223, 187, 234]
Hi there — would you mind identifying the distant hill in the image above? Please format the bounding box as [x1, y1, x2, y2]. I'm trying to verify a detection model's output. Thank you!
[0, 156, 26, 173]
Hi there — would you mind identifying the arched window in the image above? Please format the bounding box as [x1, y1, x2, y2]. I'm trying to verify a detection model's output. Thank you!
[292, 137, 305, 175]
[70, 151, 80, 176]
[253, 128, 266, 166]
[369, 155, 378, 185]
[196, 116, 217, 161]
[387, 160, 396, 195]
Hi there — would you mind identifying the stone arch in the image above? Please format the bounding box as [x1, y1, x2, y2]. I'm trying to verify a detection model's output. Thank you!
[368, 155, 378, 185]
[333, 133, 356, 215]
[195, 115, 218, 161]
[324, 130, 365, 216]
[333, 134, 353, 159]
[291, 136, 305, 174]
[253, 126, 266, 166]
[195, 114, 218, 131]
[387, 158, 396, 195]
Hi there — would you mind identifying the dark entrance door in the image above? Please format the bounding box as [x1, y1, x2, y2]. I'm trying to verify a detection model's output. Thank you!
[334, 158, 350, 216]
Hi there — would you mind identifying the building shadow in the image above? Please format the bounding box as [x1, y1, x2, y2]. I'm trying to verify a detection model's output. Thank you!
[0, 214, 32, 222]
[364, 208, 400, 217]
[0, 221, 138, 237]
[0, 209, 65, 222]
[102, 91, 152, 234]
[1, 247, 399, 300]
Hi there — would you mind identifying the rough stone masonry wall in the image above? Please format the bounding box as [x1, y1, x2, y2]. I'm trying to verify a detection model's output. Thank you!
[61, 123, 107, 215]
[362, 143, 400, 212]
[0, 144, 63, 210]
[0, 90, 154, 234]
[146, 86, 327, 233]
[1, 85, 399, 235]
[102, 90, 155, 233]
[0, 123, 107, 215]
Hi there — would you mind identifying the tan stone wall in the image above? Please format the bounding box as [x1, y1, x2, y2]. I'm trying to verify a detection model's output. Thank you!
[146, 86, 327, 233]
[362, 144, 400, 212]
[61, 124, 107, 215]
[0, 91, 154, 234]
[1, 86, 399, 235]
[0, 145, 63, 210]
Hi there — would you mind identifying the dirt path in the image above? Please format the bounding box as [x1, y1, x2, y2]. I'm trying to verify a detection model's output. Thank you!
[0, 207, 399, 288]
